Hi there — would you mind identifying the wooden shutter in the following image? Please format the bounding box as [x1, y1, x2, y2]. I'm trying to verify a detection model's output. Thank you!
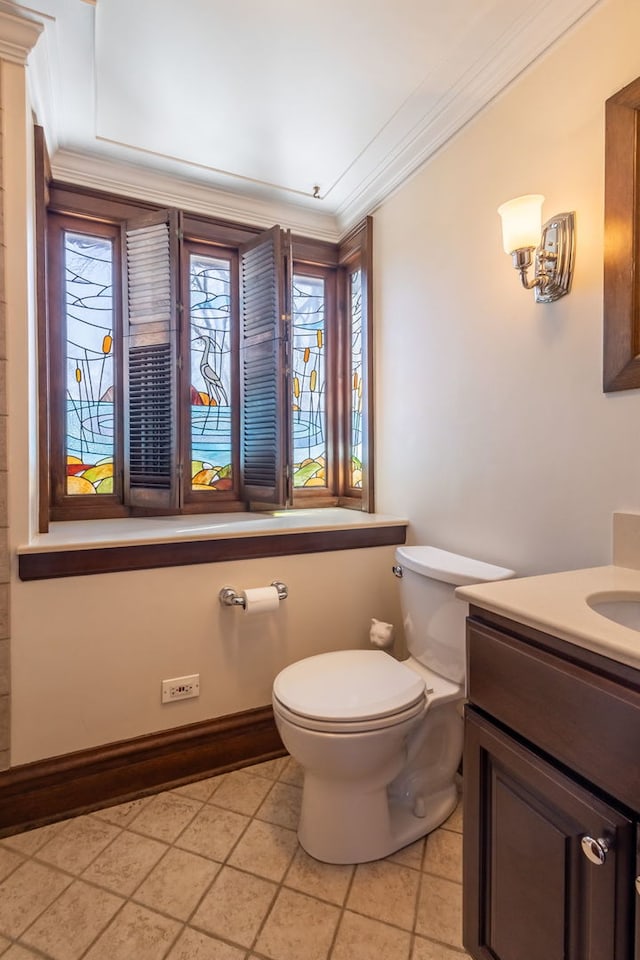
[239, 225, 292, 507]
[123, 210, 181, 509]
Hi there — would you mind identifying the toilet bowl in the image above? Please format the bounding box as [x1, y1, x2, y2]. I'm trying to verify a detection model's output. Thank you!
[272, 546, 514, 864]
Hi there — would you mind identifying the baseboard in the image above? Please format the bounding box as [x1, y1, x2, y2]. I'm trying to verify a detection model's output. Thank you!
[0, 705, 285, 836]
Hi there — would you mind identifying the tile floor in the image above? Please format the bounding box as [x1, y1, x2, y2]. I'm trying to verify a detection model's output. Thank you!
[0, 756, 470, 960]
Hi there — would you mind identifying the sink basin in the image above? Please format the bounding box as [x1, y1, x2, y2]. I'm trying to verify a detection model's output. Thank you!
[587, 593, 640, 630]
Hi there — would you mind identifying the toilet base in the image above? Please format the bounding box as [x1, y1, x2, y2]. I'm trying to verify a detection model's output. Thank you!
[297, 778, 458, 864]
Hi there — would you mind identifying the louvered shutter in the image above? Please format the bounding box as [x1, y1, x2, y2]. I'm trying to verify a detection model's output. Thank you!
[123, 210, 181, 509]
[239, 226, 292, 507]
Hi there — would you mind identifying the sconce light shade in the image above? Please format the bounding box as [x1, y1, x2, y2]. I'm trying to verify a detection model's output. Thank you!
[497, 194, 544, 253]
[497, 194, 575, 303]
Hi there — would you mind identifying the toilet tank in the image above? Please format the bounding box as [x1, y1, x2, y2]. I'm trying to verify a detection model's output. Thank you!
[395, 546, 514, 684]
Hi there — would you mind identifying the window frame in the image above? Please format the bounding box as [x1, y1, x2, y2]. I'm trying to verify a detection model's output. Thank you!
[290, 261, 338, 504]
[39, 175, 373, 527]
[181, 237, 241, 511]
[47, 212, 128, 522]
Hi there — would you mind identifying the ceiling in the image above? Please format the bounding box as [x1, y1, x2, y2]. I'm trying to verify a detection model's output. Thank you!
[16, 0, 601, 240]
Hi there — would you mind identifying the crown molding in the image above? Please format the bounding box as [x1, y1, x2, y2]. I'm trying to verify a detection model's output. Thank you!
[35, 0, 602, 240]
[51, 148, 342, 242]
[334, 0, 603, 233]
[0, 6, 42, 65]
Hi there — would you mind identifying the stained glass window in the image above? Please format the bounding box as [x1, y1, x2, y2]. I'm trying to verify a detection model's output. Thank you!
[64, 232, 115, 495]
[292, 275, 326, 488]
[189, 254, 233, 490]
[350, 268, 363, 489]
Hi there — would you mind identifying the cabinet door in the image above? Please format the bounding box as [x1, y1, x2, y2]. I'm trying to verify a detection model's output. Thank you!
[636, 826, 640, 957]
[464, 708, 634, 960]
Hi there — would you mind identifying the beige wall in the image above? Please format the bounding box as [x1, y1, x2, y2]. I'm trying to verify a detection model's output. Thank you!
[374, 0, 640, 577]
[8, 0, 640, 766]
[11, 547, 401, 764]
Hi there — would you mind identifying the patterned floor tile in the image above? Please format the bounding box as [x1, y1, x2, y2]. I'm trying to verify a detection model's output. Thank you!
[172, 774, 225, 803]
[0, 758, 466, 960]
[176, 804, 249, 862]
[133, 847, 220, 921]
[165, 926, 246, 960]
[191, 865, 276, 947]
[208, 769, 274, 816]
[82, 902, 181, 960]
[254, 887, 340, 960]
[423, 829, 462, 883]
[415, 874, 463, 950]
[347, 859, 420, 931]
[0, 822, 64, 857]
[228, 819, 298, 882]
[36, 816, 120, 874]
[332, 910, 411, 960]
[255, 781, 302, 830]
[284, 846, 353, 905]
[127, 790, 203, 843]
[0, 846, 23, 883]
[81, 830, 168, 896]
[91, 796, 154, 829]
[0, 860, 72, 938]
[20, 879, 124, 960]
[411, 936, 471, 959]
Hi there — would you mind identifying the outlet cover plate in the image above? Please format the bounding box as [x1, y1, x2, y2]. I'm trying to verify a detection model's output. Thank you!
[161, 674, 200, 703]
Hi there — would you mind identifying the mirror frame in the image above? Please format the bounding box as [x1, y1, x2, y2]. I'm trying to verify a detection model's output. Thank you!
[604, 75, 640, 391]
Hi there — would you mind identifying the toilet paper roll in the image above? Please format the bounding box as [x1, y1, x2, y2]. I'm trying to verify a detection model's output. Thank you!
[241, 585, 280, 614]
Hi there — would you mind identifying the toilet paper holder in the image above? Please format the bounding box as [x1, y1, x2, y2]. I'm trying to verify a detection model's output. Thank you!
[219, 581, 288, 608]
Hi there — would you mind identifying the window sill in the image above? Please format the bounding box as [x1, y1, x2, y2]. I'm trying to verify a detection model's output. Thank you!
[17, 508, 408, 580]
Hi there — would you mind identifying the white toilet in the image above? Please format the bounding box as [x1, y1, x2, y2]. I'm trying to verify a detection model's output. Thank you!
[272, 545, 514, 864]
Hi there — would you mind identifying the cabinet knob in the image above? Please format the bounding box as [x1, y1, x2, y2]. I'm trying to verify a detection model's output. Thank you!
[580, 835, 609, 865]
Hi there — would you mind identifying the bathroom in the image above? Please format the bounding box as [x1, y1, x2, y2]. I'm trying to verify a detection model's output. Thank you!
[2, 0, 640, 956]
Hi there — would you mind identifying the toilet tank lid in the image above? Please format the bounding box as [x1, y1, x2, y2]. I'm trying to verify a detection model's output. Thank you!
[396, 546, 515, 586]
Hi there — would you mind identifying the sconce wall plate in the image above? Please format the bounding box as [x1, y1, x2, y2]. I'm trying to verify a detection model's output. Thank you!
[499, 195, 576, 303]
[533, 211, 575, 303]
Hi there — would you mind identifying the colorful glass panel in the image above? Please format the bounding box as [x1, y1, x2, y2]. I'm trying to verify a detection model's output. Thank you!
[292, 275, 326, 487]
[189, 254, 232, 490]
[64, 232, 115, 495]
[350, 268, 363, 488]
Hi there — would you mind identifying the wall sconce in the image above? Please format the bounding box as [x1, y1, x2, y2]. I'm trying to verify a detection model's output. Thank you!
[497, 194, 575, 303]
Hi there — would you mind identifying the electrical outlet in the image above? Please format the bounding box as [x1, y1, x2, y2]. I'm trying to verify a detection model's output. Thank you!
[161, 674, 200, 703]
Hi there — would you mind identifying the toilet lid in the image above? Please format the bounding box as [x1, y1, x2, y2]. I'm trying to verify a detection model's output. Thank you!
[273, 650, 426, 722]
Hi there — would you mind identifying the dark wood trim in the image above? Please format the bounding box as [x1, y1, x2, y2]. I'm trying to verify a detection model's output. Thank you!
[181, 240, 241, 507]
[291, 262, 338, 503]
[0, 706, 284, 836]
[291, 234, 340, 268]
[47, 214, 124, 519]
[49, 181, 161, 223]
[467, 604, 640, 690]
[337, 218, 373, 510]
[34, 127, 51, 534]
[18, 522, 406, 580]
[603, 75, 640, 391]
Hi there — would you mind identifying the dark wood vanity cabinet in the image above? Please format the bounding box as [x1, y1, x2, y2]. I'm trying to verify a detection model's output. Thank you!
[463, 607, 640, 960]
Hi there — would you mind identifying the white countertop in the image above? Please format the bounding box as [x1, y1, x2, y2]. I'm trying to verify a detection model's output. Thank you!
[456, 565, 640, 671]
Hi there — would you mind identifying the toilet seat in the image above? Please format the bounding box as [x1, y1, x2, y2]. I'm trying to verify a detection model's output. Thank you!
[273, 649, 427, 734]
[273, 690, 428, 734]
[274, 649, 425, 720]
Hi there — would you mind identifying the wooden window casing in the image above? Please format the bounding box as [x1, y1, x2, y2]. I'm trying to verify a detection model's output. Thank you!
[290, 262, 339, 507]
[47, 213, 128, 522]
[181, 238, 241, 512]
[38, 168, 374, 523]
